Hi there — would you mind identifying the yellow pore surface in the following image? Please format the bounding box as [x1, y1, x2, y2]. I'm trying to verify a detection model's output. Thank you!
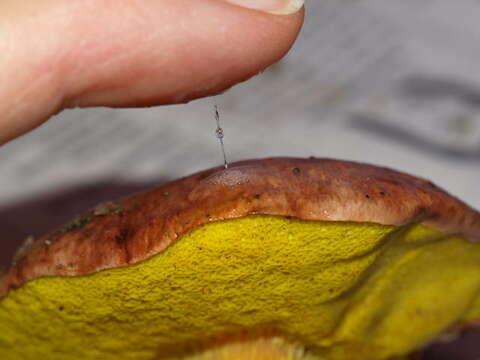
[0, 216, 480, 360]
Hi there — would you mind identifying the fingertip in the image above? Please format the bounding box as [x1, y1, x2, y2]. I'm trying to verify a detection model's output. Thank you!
[221, 0, 304, 16]
[64, 0, 305, 108]
[0, 0, 305, 144]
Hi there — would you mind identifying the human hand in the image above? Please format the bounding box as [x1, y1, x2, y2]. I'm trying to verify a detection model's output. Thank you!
[0, 0, 304, 145]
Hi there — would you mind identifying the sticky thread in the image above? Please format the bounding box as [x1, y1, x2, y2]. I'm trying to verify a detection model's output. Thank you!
[214, 104, 228, 169]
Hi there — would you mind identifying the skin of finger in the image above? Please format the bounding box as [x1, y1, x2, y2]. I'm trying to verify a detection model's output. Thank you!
[0, 0, 304, 144]
[0, 0, 69, 145]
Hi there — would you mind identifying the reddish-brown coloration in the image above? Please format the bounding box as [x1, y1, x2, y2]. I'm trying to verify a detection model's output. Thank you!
[1, 157, 479, 297]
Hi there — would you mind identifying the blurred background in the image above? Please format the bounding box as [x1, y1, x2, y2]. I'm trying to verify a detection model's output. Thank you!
[1, 0, 480, 358]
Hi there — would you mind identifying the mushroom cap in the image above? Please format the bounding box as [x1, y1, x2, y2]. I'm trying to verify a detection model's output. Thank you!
[1, 157, 480, 360]
[2, 157, 479, 296]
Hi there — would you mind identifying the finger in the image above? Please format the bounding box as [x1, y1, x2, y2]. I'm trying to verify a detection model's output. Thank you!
[0, 0, 304, 144]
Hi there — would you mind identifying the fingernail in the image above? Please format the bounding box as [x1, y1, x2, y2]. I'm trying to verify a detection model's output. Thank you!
[222, 0, 304, 15]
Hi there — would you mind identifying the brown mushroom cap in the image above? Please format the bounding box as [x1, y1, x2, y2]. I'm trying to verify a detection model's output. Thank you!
[1, 157, 480, 297]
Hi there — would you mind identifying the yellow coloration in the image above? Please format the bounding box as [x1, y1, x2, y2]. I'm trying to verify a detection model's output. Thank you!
[465, 292, 480, 323]
[181, 337, 317, 360]
[0, 216, 479, 360]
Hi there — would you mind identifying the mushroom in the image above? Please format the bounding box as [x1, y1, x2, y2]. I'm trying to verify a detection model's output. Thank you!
[1, 157, 479, 360]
